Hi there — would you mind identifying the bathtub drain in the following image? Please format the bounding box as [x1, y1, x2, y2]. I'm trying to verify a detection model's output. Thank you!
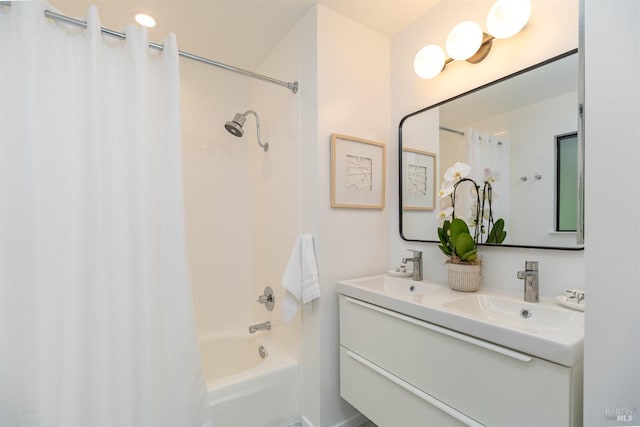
[258, 345, 268, 359]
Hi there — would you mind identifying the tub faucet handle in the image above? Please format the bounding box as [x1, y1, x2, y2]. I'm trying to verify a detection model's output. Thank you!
[256, 286, 275, 311]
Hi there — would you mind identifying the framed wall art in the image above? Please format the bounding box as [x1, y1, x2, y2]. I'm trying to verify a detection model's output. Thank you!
[330, 134, 386, 209]
[402, 147, 436, 211]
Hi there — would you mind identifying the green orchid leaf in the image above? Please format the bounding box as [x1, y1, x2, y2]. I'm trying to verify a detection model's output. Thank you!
[459, 248, 478, 261]
[486, 218, 506, 244]
[437, 227, 448, 245]
[442, 220, 451, 236]
[487, 228, 497, 243]
[455, 232, 475, 257]
[449, 218, 470, 244]
[438, 244, 453, 256]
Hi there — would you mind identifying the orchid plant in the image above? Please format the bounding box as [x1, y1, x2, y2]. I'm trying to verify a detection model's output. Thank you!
[437, 162, 506, 265]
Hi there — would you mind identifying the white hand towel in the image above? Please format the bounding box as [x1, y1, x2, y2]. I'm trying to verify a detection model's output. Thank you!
[281, 234, 321, 323]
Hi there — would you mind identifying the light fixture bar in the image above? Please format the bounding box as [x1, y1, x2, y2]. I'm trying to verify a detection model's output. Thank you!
[465, 33, 495, 64]
[40, 9, 299, 94]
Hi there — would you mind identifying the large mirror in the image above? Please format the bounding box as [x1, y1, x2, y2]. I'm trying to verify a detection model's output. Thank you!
[399, 50, 583, 250]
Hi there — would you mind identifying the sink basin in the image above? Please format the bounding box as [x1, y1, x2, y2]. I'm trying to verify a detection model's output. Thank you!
[443, 294, 580, 333]
[337, 275, 443, 300]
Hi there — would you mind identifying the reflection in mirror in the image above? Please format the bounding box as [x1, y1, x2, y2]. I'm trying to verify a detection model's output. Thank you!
[556, 132, 578, 232]
[399, 50, 583, 250]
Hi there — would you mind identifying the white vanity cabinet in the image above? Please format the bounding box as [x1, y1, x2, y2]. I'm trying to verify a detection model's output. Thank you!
[339, 295, 583, 427]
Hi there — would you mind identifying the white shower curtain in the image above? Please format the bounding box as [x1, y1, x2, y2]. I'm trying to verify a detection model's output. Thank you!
[467, 128, 511, 229]
[0, 2, 209, 426]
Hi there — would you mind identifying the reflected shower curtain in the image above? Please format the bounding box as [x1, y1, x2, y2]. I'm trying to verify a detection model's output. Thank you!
[0, 2, 209, 426]
[468, 128, 511, 229]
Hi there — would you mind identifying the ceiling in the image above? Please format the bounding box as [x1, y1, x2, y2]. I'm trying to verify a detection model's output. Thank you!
[48, 0, 442, 71]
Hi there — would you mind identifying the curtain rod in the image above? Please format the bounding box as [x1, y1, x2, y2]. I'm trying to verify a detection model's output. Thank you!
[43, 10, 299, 94]
[439, 126, 465, 136]
[1, 3, 299, 93]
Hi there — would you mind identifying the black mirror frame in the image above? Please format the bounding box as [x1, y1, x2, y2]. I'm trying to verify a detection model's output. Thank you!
[398, 49, 584, 251]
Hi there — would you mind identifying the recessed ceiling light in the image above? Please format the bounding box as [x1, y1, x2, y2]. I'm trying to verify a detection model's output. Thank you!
[133, 12, 156, 28]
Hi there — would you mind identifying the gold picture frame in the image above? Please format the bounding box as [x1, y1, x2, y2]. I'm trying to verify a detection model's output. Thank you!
[331, 133, 386, 209]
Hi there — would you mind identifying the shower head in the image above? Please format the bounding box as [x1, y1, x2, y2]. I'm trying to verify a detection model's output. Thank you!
[224, 113, 246, 137]
[223, 110, 269, 152]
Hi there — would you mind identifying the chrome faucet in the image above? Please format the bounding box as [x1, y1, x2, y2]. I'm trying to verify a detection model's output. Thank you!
[256, 286, 275, 311]
[248, 321, 272, 334]
[517, 261, 539, 302]
[402, 250, 423, 281]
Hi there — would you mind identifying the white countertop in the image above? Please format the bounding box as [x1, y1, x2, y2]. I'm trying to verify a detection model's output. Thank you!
[337, 274, 584, 367]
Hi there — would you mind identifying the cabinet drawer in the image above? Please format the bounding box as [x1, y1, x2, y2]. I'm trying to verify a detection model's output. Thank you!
[339, 296, 580, 427]
[340, 346, 476, 427]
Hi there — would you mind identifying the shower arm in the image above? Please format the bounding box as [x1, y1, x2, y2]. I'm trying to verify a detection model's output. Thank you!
[243, 110, 268, 152]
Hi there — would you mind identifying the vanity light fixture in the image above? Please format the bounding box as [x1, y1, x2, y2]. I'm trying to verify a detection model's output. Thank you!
[414, 0, 530, 79]
[413, 45, 446, 79]
[446, 21, 484, 61]
[133, 12, 156, 28]
[487, 0, 532, 39]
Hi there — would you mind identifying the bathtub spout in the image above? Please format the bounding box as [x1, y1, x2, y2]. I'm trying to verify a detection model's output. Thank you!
[249, 321, 271, 334]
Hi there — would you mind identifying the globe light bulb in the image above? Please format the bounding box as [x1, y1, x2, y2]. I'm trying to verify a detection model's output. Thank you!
[414, 44, 446, 79]
[487, 0, 531, 39]
[446, 21, 483, 61]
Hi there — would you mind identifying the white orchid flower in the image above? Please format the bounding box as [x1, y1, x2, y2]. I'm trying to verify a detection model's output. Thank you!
[444, 162, 471, 182]
[439, 180, 455, 198]
[438, 207, 454, 223]
[484, 167, 496, 183]
[440, 196, 452, 209]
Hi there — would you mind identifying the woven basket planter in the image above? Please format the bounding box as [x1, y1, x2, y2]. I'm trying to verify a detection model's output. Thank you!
[448, 262, 482, 292]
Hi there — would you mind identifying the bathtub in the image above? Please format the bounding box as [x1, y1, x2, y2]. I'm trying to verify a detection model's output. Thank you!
[199, 330, 300, 427]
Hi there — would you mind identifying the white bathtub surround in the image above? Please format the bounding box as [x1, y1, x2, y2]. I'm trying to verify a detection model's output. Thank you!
[0, 2, 208, 426]
[200, 330, 300, 426]
[282, 234, 321, 323]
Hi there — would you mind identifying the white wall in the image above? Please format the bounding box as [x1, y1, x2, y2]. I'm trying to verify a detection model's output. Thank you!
[250, 17, 303, 363]
[299, 5, 391, 427]
[390, 0, 583, 299]
[181, 60, 254, 336]
[583, 0, 640, 424]
[182, 14, 303, 362]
